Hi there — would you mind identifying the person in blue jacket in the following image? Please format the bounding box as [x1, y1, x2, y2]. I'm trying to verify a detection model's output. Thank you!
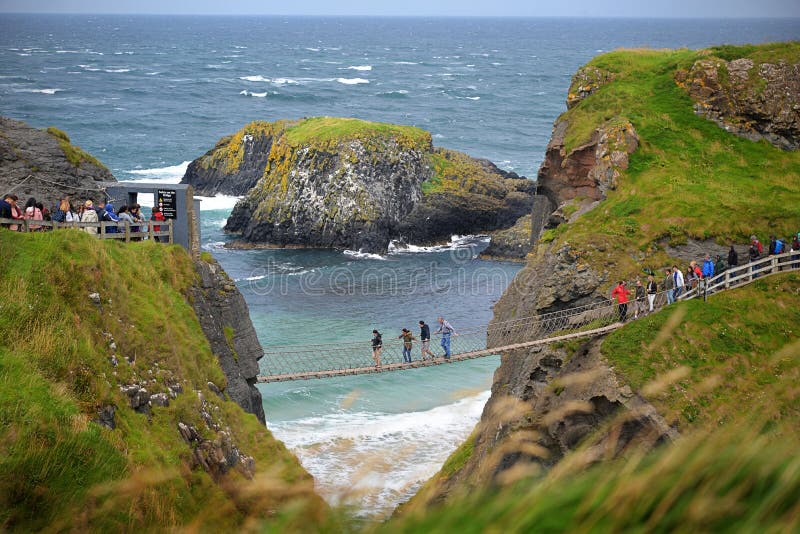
[701, 254, 715, 278]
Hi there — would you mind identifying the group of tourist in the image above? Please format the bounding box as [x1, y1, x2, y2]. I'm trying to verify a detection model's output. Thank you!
[0, 193, 167, 239]
[612, 234, 800, 322]
[371, 317, 456, 367]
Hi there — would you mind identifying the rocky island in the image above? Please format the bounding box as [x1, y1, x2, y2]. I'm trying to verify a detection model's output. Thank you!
[182, 117, 536, 253]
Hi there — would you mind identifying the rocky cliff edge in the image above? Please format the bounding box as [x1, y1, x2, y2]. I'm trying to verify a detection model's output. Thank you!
[0, 116, 115, 207]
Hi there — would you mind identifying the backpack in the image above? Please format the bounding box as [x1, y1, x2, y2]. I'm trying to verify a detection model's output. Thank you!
[757, 241, 763, 254]
[51, 209, 65, 223]
[793, 237, 800, 251]
[774, 240, 783, 254]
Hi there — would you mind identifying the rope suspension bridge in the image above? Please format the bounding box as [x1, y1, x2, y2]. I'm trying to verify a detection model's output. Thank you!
[257, 251, 800, 383]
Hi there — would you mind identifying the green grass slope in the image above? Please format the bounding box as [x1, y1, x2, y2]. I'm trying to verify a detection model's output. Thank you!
[553, 44, 800, 277]
[0, 230, 324, 531]
[603, 273, 800, 433]
[378, 273, 800, 533]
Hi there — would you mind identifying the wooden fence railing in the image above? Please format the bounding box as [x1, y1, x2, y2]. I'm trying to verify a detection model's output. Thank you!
[677, 250, 799, 302]
[0, 217, 173, 244]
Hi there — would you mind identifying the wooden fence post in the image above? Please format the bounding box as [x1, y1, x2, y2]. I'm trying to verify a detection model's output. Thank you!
[148, 221, 154, 241]
[168, 220, 174, 244]
[125, 222, 130, 243]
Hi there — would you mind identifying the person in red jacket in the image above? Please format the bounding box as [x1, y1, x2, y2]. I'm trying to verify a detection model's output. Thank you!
[611, 280, 631, 323]
[151, 205, 166, 242]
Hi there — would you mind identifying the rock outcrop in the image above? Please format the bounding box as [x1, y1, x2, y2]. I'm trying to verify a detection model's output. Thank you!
[537, 117, 639, 209]
[676, 56, 800, 150]
[414, 340, 676, 507]
[188, 257, 266, 425]
[0, 116, 115, 207]
[183, 123, 278, 196]
[184, 117, 535, 254]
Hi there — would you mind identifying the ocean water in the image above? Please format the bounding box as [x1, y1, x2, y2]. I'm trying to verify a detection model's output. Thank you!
[2, 14, 798, 517]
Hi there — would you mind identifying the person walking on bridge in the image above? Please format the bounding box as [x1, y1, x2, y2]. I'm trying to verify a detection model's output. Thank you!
[646, 274, 658, 313]
[664, 268, 675, 304]
[672, 266, 685, 299]
[398, 328, 416, 363]
[611, 281, 631, 323]
[419, 320, 435, 360]
[371, 330, 382, 368]
[435, 317, 456, 360]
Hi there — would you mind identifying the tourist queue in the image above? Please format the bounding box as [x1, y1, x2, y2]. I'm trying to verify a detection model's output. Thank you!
[0, 193, 166, 239]
[611, 234, 800, 322]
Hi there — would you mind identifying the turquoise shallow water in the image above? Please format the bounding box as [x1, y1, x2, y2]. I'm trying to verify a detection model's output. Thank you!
[3, 14, 798, 516]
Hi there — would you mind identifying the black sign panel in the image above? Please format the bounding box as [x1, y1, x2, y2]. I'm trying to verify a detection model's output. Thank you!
[157, 189, 177, 219]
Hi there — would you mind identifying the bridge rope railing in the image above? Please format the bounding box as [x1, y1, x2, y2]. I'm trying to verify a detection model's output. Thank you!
[257, 250, 800, 381]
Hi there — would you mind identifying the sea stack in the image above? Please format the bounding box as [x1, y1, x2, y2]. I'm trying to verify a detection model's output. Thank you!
[182, 117, 536, 253]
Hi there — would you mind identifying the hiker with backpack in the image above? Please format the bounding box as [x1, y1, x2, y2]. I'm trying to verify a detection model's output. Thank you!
[398, 328, 416, 363]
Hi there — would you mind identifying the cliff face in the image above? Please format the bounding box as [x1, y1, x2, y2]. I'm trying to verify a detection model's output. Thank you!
[676, 52, 800, 150]
[189, 258, 266, 425]
[0, 116, 115, 207]
[412, 43, 800, 507]
[185, 117, 534, 254]
[183, 124, 277, 196]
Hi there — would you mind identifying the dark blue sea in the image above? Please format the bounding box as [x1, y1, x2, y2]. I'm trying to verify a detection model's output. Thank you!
[2, 14, 797, 515]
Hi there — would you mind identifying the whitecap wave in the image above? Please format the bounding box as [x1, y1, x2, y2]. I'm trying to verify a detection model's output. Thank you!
[388, 235, 489, 254]
[336, 77, 369, 85]
[393, 61, 417, 65]
[269, 390, 490, 516]
[24, 88, 60, 94]
[376, 89, 408, 97]
[202, 241, 227, 251]
[343, 249, 386, 260]
[195, 195, 242, 211]
[271, 77, 301, 86]
[128, 161, 191, 183]
[240, 90, 267, 97]
[240, 74, 270, 82]
[104, 68, 131, 73]
[346, 65, 372, 71]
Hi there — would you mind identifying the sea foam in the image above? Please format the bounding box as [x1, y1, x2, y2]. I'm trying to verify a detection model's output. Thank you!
[336, 77, 369, 85]
[269, 389, 490, 516]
